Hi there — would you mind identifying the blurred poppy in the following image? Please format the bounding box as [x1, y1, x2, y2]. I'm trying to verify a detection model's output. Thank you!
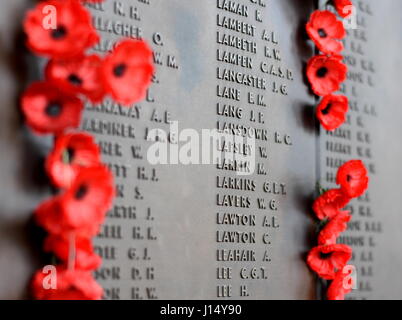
[313, 188, 350, 220]
[46, 55, 105, 103]
[333, 0, 353, 18]
[316, 94, 349, 131]
[307, 244, 352, 280]
[306, 10, 345, 55]
[336, 160, 369, 198]
[318, 211, 351, 245]
[21, 81, 83, 135]
[24, 0, 99, 58]
[327, 267, 354, 300]
[35, 166, 113, 237]
[60, 165, 114, 235]
[306, 55, 347, 96]
[102, 39, 154, 105]
[32, 266, 102, 300]
[46, 132, 101, 189]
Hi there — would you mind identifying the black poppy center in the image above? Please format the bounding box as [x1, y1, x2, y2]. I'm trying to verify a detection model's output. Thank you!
[321, 103, 332, 115]
[346, 174, 353, 182]
[51, 25, 67, 40]
[75, 184, 88, 200]
[316, 67, 328, 78]
[319, 252, 333, 260]
[45, 102, 62, 117]
[318, 28, 327, 38]
[62, 147, 75, 164]
[113, 63, 127, 77]
[68, 74, 83, 86]
[67, 147, 75, 161]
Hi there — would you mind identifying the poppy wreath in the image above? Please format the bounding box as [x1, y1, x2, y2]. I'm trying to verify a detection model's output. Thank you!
[308, 160, 369, 300]
[21, 0, 154, 299]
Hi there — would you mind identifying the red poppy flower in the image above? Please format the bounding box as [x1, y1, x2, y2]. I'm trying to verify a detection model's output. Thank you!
[306, 10, 345, 55]
[44, 235, 102, 271]
[60, 165, 114, 235]
[21, 81, 83, 135]
[45, 55, 105, 103]
[23, 0, 99, 58]
[313, 188, 350, 220]
[307, 244, 352, 280]
[35, 197, 99, 238]
[318, 211, 351, 245]
[306, 55, 347, 96]
[35, 197, 66, 235]
[102, 39, 154, 105]
[35, 166, 113, 237]
[46, 132, 101, 189]
[336, 160, 369, 198]
[327, 268, 354, 300]
[316, 94, 348, 131]
[333, 0, 353, 18]
[32, 266, 102, 300]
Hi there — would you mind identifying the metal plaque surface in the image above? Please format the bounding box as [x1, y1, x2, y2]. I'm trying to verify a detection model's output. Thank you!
[87, 0, 316, 300]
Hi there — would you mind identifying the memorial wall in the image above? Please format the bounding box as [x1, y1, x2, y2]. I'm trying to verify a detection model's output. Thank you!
[0, 0, 402, 300]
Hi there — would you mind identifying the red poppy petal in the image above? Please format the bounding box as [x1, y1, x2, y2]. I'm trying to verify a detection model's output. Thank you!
[102, 39, 154, 105]
[60, 165, 114, 236]
[334, 0, 354, 18]
[32, 266, 103, 300]
[34, 197, 65, 235]
[307, 244, 352, 280]
[21, 81, 83, 135]
[327, 267, 354, 300]
[46, 55, 105, 103]
[336, 160, 369, 198]
[306, 10, 345, 55]
[316, 94, 349, 131]
[23, 0, 99, 58]
[307, 55, 347, 96]
[313, 188, 350, 220]
[46, 132, 101, 188]
[318, 211, 351, 245]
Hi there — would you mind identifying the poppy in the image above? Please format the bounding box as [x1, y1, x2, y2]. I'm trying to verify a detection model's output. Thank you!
[327, 268, 354, 300]
[318, 211, 351, 245]
[35, 197, 100, 238]
[306, 10, 345, 55]
[306, 55, 347, 96]
[44, 235, 102, 271]
[35, 197, 68, 236]
[333, 0, 354, 18]
[60, 165, 114, 235]
[32, 266, 102, 300]
[21, 81, 83, 135]
[45, 55, 105, 103]
[313, 188, 350, 220]
[46, 132, 101, 189]
[307, 244, 352, 280]
[316, 94, 349, 131]
[24, 0, 99, 58]
[336, 160, 369, 198]
[102, 39, 154, 105]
